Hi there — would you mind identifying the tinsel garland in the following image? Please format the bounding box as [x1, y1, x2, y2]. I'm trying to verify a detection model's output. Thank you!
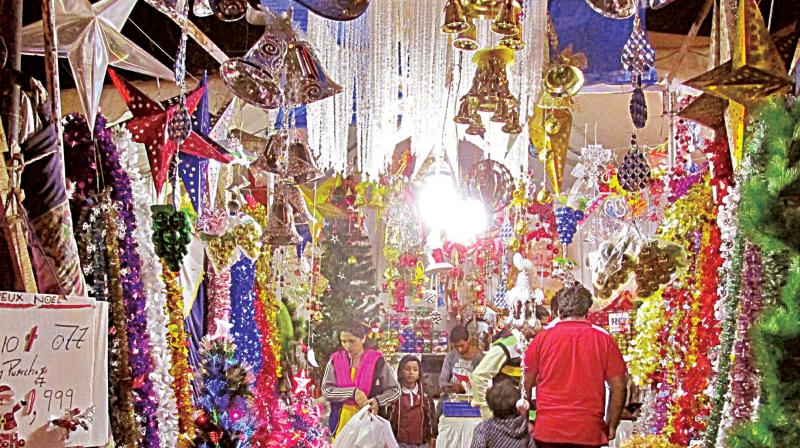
[245, 203, 287, 445]
[621, 434, 682, 448]
[104, 201, 143, 447]
[230, 256, 263, 373]
[667, 222, 722, 445]
[703, 184, 744, 448]
[76, 201, 109, 301]
[63, 114, 161, 446]
[246, 203, 283, 376]
[729, 244, 764, 422]
[206, 266, 232, 337]
[629, 288, 667, 386]
[727, 98, 800, 448]
[162, 266, 196, 444]
[114, 126, 180, 445]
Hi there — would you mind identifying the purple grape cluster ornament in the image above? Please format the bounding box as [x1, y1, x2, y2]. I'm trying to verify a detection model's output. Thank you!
[556, 207, 584, 245]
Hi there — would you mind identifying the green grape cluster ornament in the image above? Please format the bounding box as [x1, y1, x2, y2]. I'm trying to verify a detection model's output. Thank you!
[633, 240, 685, 298]
[152, 205, 192, 272]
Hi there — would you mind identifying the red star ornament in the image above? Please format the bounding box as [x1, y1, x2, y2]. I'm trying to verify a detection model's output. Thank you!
[108, 68, 234, 194]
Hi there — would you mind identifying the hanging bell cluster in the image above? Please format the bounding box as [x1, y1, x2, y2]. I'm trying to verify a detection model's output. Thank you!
[220, 9, 343, 109]
[454, 46, 522, 135]
[253, 130, 321, 246]
[441, 0, 525, 52]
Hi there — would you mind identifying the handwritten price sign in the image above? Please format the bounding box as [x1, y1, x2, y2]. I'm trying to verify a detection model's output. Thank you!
[0, 292, 108, 446]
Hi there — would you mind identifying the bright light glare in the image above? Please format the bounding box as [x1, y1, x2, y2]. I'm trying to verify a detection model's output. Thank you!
[447, 198, 488, 244]
[418, 174, 488, 245]
[417, 173, 460, 230]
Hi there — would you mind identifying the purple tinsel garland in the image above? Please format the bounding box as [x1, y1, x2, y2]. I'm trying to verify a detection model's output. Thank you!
[64, 114, 161, 447]
[729, 243, 764, 422]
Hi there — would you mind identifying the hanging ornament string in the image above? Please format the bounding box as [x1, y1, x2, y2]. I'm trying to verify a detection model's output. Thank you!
[103, 198, 143, 448]
[114, 126, 180, 446]
[621, 11, 655, 129]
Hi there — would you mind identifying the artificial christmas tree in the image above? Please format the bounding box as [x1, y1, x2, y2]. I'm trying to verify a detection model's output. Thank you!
[313, 220, 381, 366]
[193, 336, 257, 448]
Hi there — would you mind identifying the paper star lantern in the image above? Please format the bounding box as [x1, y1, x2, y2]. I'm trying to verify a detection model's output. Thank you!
[21, 0, 174, 132]
[109, 68, 234, 194]
[684, 0, 791, 108]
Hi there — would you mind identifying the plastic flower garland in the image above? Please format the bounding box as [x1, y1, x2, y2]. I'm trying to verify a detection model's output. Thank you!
[728, 97, 800, 448]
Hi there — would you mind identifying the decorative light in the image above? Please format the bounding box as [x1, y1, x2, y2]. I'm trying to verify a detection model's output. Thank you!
[417, 157, 488, 245]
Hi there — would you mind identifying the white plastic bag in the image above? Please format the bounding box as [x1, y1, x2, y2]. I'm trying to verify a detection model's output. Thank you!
[332, 406, 399, 448]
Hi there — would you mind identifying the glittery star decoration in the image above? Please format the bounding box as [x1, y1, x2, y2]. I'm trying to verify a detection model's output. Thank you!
[684, 0, 792, 108]
[293, 369, 313, 395]
[109, 68, 234, 194]
[20, 0, 174, 132]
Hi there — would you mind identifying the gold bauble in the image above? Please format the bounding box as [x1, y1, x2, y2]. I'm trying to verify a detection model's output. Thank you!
[347, 256, 358, 265]
[536, 189, 553, 204]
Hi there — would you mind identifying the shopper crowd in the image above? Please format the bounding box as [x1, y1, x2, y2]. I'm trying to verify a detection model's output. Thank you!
[322, 284, 628, 448]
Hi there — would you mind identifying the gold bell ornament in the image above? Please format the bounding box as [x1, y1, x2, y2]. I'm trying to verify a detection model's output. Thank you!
[265, 193, 302, 246]
[491, 0, 521, 36]
[543, 48, 587, 99]
[454, 46, 521, 136]
[499, 25, 525, 52]
[441, 0, 469, 33]
[443, 0, 526, 51]
[454, 17, 479, 51]
[544, 63, 584, 98]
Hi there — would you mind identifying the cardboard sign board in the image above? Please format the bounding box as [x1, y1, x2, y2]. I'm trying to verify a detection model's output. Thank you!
[0, 292, 108, 446]
[608, 312, 631, 334]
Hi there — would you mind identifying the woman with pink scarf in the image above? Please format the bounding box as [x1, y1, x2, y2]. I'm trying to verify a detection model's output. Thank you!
[322, 321, 401, 438]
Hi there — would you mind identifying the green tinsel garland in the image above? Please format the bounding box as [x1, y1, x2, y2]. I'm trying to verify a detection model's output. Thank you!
[703, 230, 744, 447]
[727, 97, 800, 448]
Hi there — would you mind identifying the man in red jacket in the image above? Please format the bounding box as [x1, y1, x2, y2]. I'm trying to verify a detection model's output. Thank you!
[523, 284, 627, 448]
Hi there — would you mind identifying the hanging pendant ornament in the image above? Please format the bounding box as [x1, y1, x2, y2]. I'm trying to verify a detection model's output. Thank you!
[618, 135, 651, 192]
[212, 0, 248, 21]
[193, 0, 213, 17]
[169, 98, 193, 146]
[621, 12, 654, 129]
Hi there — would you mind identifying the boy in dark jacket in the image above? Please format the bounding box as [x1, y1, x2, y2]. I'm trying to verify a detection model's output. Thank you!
[471, 380, 535, 448]
[386, 355, 438, 448]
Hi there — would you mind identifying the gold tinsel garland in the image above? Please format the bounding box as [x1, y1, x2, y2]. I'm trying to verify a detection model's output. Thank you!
[104, 202, 142, 447]
[161, 265, 196, 443]
[621, 434, 682, 448]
